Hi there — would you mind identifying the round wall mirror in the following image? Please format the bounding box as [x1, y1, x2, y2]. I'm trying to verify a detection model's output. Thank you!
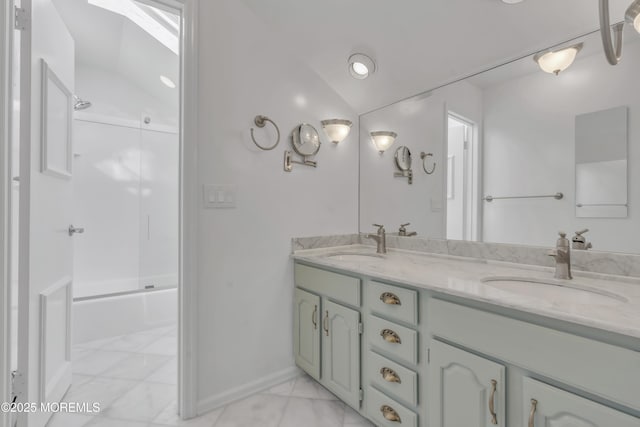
[292, 123, 321, 157]
[394, 146, 412, 171]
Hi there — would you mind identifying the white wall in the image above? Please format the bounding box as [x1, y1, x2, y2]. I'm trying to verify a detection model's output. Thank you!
[75, 63, 178, 128]
[482, 42, 640, 253]
[195, 0, 359, 411]
[359, 81, 483, 238]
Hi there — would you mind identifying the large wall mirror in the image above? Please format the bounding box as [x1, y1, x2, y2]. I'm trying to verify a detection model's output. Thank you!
[359, 26, 639, 254]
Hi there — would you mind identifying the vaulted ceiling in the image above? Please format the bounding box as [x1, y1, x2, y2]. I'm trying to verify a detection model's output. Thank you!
[51, 0, 179, 110]
[240, 0, 633, 113]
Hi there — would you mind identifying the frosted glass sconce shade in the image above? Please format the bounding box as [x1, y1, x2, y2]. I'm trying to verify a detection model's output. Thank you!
[533, 43, 583, 75]
[321, 119, 352, 143]
[370, 131, 398, 153]
[627, 0, 640, 32]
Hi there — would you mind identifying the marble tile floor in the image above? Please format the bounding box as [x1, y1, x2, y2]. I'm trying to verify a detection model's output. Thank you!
[47, 326, 374, 427]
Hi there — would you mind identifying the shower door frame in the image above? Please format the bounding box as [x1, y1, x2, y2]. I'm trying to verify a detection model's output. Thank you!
[0, 0, 201, 422]
[138, 0, 201, 420]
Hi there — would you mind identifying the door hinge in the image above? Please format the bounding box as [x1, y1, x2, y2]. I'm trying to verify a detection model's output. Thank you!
[358, 322, 364, 335]
[14, 7, 28, 31]
[427, 348, 431, 364]
[359, 388, 364, 401]
[10, 370, 24, 402]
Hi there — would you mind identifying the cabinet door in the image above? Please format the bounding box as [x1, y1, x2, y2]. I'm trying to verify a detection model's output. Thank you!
[523, 377, 640, 427]
[429, 340, 506, 427]
[322, 299, 361, 409]
[294, 288, 321, 380]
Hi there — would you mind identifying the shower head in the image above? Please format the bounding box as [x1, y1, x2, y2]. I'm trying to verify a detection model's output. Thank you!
[73, 95, 92, 111]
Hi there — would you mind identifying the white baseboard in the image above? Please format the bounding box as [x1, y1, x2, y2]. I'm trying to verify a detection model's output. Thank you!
[195, 366, 301, 416]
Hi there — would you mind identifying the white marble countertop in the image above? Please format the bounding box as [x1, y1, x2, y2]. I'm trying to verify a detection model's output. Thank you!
[292, 245, 640, 341]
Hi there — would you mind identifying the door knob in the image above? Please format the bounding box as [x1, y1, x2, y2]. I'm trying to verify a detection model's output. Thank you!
[68, 225, 85, 236]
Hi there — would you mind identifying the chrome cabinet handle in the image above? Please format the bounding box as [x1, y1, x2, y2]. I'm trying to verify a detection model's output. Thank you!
[528, 399, 537, 427]
[68, 225, 85, 236]
[380, 329, 401, 344]
[380, 292, 401, 305]
[380, 405, 401, 423]
[312, 305, 317, 330]
[380, 367, 402, 383]
[323, 311, 329, 336]
[489, 379, 498, 425]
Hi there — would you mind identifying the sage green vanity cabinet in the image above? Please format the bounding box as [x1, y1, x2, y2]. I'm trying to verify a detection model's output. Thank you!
[292, 261, 640, 427]
[322, 299, 361, 408]
[428, 340, 506, 427]
[293, 263, 362, 409]
[293, 288, 321, 380]
[523, 377, 640, 427]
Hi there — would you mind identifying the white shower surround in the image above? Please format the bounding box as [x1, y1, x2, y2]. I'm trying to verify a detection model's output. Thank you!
[72, 113, 179, 298]
[73, 287, 177, 344]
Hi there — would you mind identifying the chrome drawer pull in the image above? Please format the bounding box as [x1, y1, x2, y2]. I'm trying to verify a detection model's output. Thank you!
[380, 367, 402, 383]
[489, 379, 498, 425]
[380, 329, 401, 344]
[380, 292, 401, 305]
[528, 399, 537, 427]
[380, 405, 402, 423]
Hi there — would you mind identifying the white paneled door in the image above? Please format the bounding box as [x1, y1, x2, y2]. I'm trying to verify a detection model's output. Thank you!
[16, 0, 76, 426]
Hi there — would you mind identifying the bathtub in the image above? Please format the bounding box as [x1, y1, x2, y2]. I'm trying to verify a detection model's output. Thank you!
[72, 287, 177, 344]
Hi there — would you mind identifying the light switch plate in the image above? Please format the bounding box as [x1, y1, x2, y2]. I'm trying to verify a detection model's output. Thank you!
[203, 185, 237, 209]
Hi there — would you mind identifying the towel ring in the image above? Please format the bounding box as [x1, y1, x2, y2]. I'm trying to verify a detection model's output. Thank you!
[420, 152, 436, 174]
[250, 115, 280, 151]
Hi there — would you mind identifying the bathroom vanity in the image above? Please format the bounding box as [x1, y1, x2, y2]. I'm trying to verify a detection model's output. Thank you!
[292, 243, 640, 427]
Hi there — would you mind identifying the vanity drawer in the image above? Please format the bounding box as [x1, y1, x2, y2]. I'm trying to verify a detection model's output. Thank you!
[367, 386, 418, 427]
[294, 263, 360, 306]
[368, 351, 418, 406]
[367, 281, 418, 325]
[367, 315, 418, 365]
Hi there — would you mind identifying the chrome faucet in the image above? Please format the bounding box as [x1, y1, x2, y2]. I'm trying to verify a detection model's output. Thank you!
[548, 231, 572, 280]
[366, 224, 387, 254]
[398, 223, 417, 237]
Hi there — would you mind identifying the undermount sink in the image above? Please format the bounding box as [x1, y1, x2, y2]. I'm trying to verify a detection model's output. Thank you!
[324, 252, 385, 262]
[481, 276, 628, 306]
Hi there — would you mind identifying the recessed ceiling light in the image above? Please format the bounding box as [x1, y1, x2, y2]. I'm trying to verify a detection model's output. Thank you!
[160, 75, 176, 88]
[501, 0, 524, 4]
[348, 53, 376, 80]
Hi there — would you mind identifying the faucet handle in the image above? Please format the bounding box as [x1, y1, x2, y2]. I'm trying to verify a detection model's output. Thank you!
[400, 223, 410, 228]
[575, 228, 589, 236]
[372, 224, 385, 232]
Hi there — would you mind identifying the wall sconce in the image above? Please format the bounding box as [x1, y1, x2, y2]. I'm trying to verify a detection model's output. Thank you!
[370, 131, 397, 153]
[628, 0, 640, 32]
[321, 119, 352, 144]
[533, 43, 583, 75]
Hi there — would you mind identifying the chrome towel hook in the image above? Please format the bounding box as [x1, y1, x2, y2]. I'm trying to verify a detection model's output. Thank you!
[250, 115, 280, 151]
[420, 152, 436, 174]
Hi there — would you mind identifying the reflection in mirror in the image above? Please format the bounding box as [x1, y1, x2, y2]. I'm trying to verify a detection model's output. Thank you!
[359, 26, 640, 254]
[393, 146, 413, 185]
[446, 115, 476, 241]
[575, 106, 628, 218]
[292, 123, 321, 157]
